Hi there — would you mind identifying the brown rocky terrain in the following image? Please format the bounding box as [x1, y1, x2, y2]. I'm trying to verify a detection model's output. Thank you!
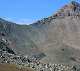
[0, 64, 34, 71]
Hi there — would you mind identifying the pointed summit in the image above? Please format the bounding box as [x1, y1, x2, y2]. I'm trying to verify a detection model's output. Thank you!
[71, 1, 80, 6]
[53, 1, 80, 17]
[69, 1, 80, 11]
[65, 1, 80, 11]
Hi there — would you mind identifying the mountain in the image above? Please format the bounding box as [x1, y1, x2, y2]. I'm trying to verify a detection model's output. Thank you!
[31, 1, 80, 64]
[0, 1, 80, 65]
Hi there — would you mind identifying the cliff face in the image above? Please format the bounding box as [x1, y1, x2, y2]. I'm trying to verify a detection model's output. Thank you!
[1, 1, 80, 64]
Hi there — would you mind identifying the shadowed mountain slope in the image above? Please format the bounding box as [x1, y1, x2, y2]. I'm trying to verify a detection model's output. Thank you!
[0, 18, 45, 58]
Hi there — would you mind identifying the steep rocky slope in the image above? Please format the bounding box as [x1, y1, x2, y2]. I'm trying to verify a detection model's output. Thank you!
[31, 1, 80, 64]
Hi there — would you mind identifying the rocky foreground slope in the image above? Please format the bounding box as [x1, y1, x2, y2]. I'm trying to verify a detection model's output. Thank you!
[0, 36, 79, 71]
[0, 36, 80, 71]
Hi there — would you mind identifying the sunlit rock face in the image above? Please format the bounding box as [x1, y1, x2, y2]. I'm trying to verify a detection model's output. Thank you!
[52, 1, 80, 17]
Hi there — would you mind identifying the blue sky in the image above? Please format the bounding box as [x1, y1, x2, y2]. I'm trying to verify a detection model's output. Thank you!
[0, 0, 78, 24]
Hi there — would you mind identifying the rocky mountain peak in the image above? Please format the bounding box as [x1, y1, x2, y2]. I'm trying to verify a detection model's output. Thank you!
[53, 1, 80, 17]
[71, 1, 80, 7]
[33, 1, 80, 25]
[65, 1, 80, 12]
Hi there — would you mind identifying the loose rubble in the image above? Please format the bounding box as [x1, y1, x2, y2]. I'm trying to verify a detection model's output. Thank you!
[0, 49, 80, 71]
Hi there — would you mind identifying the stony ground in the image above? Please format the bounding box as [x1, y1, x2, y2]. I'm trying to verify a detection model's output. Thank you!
[0, 38, 80, 71]
[0, 64, 34, 71]
[0, 50, 80, 71]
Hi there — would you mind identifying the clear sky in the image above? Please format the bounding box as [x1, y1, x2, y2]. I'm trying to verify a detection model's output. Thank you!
[0, 0, 79, 24]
